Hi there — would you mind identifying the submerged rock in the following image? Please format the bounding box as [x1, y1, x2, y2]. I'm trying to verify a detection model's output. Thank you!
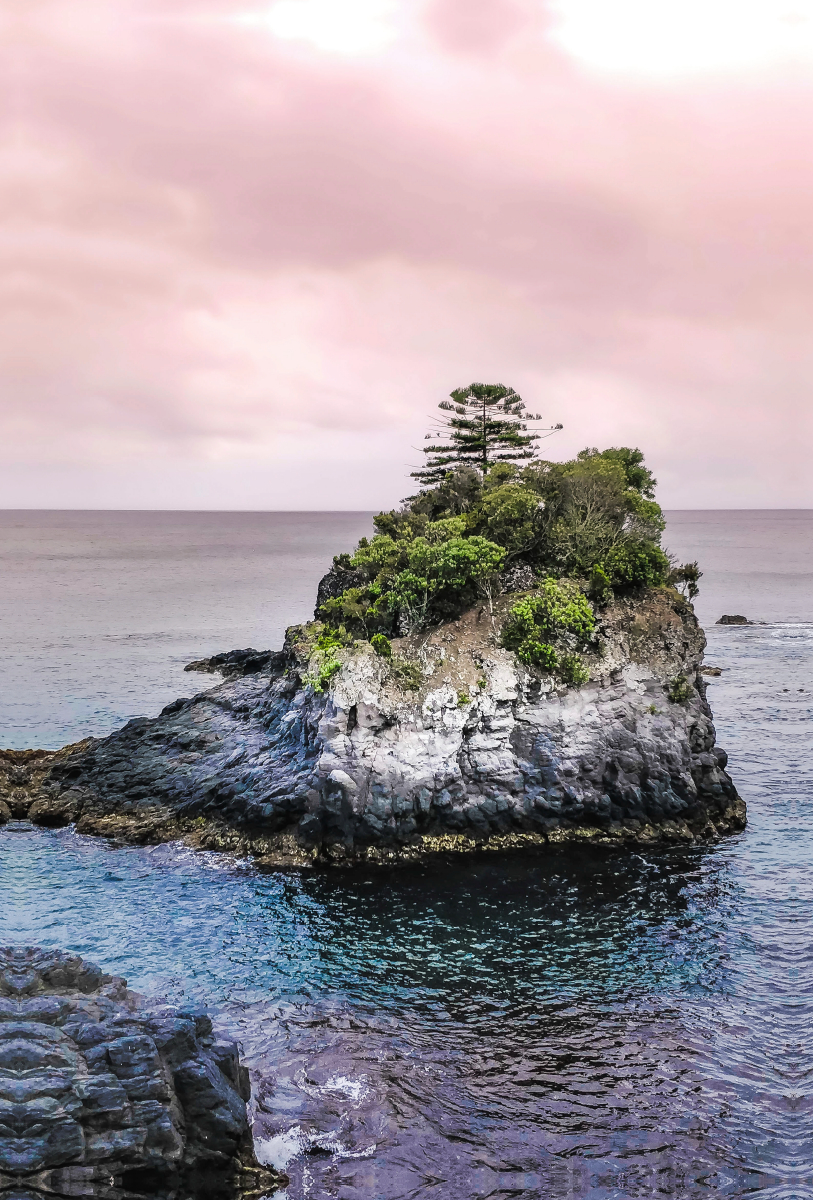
[4, 588, 745, 867]
[0, 947, 284, 1199]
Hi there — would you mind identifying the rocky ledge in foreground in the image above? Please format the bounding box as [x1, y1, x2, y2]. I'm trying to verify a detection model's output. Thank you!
[0, 947, 284, 1200]
[0, 588, 744, 868]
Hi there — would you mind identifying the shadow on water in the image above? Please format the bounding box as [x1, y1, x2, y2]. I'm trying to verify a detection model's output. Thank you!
[293, 844, 742, 1005]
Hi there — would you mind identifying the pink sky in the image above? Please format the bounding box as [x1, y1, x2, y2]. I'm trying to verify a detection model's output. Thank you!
[5, 0, 813, 508]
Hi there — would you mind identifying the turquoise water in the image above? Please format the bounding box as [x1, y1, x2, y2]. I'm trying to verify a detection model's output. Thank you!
[3, 512, 813, 1196]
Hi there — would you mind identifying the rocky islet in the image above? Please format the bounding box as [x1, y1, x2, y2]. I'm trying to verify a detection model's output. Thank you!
[1, 583, 744, 867]
[0, 535, 747, 1193]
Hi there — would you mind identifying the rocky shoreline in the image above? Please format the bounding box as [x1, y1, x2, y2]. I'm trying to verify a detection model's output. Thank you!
[0, 947, 285, 1198]
[0, 587, 744, 868]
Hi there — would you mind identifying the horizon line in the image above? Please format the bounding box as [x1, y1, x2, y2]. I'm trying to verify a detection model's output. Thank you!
[0, 507, 812, 515]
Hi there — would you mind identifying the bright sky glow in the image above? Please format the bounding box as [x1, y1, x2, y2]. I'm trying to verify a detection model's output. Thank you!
[550, 0, 813, 76]
[239, 0, 399, 54]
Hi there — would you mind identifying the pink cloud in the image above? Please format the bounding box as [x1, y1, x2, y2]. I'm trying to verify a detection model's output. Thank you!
[2, 0, 811, 507]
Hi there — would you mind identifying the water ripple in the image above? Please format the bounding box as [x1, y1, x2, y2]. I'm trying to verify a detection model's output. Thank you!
[2, 623, 812, 1196]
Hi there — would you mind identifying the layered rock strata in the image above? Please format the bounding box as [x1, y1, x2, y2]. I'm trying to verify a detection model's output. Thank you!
[0, 947, 283, 1199]
[1, 588, 745, 866]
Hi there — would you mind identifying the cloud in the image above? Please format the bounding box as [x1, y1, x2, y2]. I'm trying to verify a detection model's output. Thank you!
[425, 0, 529, 54]
[2, 0, 812, 507]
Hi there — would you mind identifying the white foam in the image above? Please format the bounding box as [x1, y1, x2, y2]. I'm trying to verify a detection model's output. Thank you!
[253, 1125, 306, 1170]
[320, 1073, 370, 1102]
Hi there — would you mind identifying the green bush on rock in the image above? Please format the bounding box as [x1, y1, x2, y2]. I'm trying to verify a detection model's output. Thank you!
[669, 560, 703, 600]
[603, 540, 671, 590]
[386, 536, 505, 632]
[502, 579, 595, 645]
[558, 652, 591, 686]
[370, 633, 392, 657]
[500, 579, 594, 683]
[389, 657, 424, 691]
[304, 627, 353, 693]
[668, 674, 694, 704]
[587, 564, 613, 605]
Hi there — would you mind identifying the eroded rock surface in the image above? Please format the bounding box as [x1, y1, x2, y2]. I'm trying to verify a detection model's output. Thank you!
[0, 948, 284, 1199]
[2, 589, 745, 867]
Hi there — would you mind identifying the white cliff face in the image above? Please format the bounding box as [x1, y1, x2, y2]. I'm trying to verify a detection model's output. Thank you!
[296, 591, 742, 855]
[8, 588, 744, 864]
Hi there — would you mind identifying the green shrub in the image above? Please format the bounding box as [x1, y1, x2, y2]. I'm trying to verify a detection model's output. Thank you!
[471, 483, 542, 553]
[669, 560, 702, 601]
[457, 689, 470, 704]
[513, 636, 558, 672]
[371, 633, 392, 657]
[303, 627, 353, 692]
[319, 587, 381, 636]
[387, 536, 505, 631]
[316, 627, 353, 653]
[587, 564, 613, 605]
[424, 516, 467, 543]
[604, 541, 670, 589]
[389, 657, 424, 691]
[540, 458, 630, 575]
[502, 578, 595, 648]
[558, 653, 590, 685]
[305, 652, 342, 693]
[350, 534, 406, 580]
[577, 446, 657, 498]
[501, 579, 594, 682]
[667, 675, 693, 704]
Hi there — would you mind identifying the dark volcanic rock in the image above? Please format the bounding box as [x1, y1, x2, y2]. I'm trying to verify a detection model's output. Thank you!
[717, 614, 749, 625]
[498, 562, 537, 593]
[184, 649, 282, 680]
[0, 947, 285, 1199]
[314, 562, 366, 617]
[6, 589, 745, 868]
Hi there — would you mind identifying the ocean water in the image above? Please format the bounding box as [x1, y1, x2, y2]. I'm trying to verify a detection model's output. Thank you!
[0, 510, 373, 750]
[2, 510, 813, 1198]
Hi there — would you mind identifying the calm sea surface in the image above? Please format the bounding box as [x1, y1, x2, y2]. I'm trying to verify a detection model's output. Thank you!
[3, 509, 813, 1198]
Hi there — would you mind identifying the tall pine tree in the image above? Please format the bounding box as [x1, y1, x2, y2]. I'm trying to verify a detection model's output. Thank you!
[412, 383, 562, 486]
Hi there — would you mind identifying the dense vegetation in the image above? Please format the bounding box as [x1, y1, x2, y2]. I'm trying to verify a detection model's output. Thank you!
[313, 400, 697, 685]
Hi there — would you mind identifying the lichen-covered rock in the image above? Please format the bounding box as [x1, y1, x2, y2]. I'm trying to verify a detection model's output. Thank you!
[5, 589, 744, 867]
[498, 562, 537, 593]
[0, 947, 284, 1199]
